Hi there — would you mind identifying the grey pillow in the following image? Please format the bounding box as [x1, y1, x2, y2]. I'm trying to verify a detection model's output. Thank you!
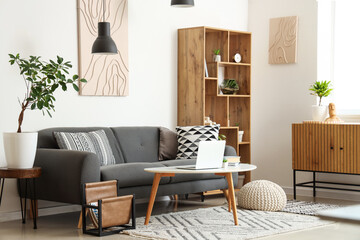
[54, 130, 116, 166]
[158, 127, 178, 160]
[176, 124, 220, 159]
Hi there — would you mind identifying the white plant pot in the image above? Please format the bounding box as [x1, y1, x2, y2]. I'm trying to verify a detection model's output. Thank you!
[214, 55, 221, 62]
[312, 105, 328, 121]
[3, 132, 38, 168]
[222, 162, 228, 168]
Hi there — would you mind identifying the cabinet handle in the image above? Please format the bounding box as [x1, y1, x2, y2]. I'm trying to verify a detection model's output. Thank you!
[340, 147, 344, 150]
[330, 146, 334, 150]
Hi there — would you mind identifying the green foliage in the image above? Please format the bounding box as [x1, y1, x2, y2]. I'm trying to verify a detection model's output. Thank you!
[9, 53, 87, 132]
[309, 80, 333, 106]
[218, 134, 226, 140]
[222, 79, 239, 90]
[223, 158, 228, 163]
[213, 49, 220, 55]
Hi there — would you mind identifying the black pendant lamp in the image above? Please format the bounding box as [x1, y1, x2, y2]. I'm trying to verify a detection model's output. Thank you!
[92, 0, 118, 55]
[171, 0, 194, 7]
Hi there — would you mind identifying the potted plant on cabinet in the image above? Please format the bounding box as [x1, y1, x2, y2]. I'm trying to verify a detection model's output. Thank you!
[4, 54, 86, 168]
[213, 49, 221, 62]
[309, 80, 333, 121]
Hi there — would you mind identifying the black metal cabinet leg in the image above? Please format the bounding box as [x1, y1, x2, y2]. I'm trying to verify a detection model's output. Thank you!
[201, 194, 205, 202]
[185, 194, 189, 200]
[293, 170, 296, 200]
[313, 172, 316, 197]
[0, 178, 4, 206]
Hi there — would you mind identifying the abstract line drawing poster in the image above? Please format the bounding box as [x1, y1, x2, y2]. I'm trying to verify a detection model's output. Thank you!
[269, 16, 298, 64]
[77, 0, 128, 96]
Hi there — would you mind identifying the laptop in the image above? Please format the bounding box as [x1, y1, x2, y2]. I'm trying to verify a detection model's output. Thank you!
[176, 141, 226, 170]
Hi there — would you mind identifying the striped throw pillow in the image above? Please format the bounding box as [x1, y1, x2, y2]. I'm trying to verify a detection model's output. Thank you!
[54, 130, 116, 166]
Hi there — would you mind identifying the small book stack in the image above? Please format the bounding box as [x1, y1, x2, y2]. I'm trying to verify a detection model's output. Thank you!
[224, 156, 241, 167]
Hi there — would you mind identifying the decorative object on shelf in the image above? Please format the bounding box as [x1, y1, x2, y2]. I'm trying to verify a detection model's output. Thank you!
[233, 53, 242, 63]
[269, 16, 298, 64]
[222, 158, 228, 168]
[92, 0, 118, 55]
[171, 0, 194, 7]
[218, 134, 226, 141]
[238, 130, 244, 142]
[325, 103, 344, 123]
[5, 54, 85, 168]
[237, 180, 287, 211]
[309, 80, 333, 121]
[204, 116, 212, 125]
[78, 0, 129, 96]
[220, 79, 239, 95]
[213, 49, 221, 62]
[218, 66, 225, 94]
[204, 60, 209, 77]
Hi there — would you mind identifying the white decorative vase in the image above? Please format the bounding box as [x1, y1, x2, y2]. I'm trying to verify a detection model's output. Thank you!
[312, 105, 328, 121]
[3, 132, 38, 168]
[214, 55, 221, 62]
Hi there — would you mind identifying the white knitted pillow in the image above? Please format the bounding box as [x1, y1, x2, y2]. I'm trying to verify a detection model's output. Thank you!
[237, 180, 287, 211]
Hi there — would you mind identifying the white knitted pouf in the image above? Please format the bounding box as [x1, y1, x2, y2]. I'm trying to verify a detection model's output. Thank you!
[237, 180, 287, 211]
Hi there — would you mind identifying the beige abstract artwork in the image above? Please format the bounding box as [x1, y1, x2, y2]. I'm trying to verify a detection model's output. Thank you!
[269, 16, 298, 64]
[77, 0, 128, 96]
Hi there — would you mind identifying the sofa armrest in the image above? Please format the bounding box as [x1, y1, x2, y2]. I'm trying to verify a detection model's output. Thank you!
[33, 149, 100, 204]
[224, 145, 237, 156]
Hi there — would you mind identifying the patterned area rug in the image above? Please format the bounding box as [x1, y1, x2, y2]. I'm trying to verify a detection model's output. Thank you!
[123, 202, 337, 240]
[282, 200, 340, 216]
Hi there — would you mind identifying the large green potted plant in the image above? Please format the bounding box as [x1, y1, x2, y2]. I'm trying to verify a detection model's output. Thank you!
[309, 80, 333, 121]
[4, 54, 86, 168]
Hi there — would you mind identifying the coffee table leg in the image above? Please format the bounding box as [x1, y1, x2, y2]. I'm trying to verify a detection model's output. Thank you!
[225, 173, 238, 225]
[222, 189, 231, 212]
[0, 178, 5, 206]
[145, 173, 174, 225]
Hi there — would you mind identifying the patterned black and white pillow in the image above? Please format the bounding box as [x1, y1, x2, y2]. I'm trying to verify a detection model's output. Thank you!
[54, 130, 116, 166]
[176, 124, 220, 159]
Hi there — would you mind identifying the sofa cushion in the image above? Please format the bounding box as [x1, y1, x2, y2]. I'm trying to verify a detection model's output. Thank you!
[176, 125, 220, 159]
[101, 162, 170, 188]
[158, 127, 178, 160]
[37, 127, 125, 164]
[160, 159, 224, 183]
[54, 130, 116, 166]
[111, 127, 159, 163]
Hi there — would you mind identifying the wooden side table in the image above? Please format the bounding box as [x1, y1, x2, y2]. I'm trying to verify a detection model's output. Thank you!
[0, 167, 41, 229]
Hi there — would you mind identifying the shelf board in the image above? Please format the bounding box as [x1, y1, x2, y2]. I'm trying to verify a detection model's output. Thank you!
[218, 62, 251, 66]
[220, 126, 238, 130]
[205, 77, 217, 80]
[239, 141, 250, 145]
[217, 94, 251, 98]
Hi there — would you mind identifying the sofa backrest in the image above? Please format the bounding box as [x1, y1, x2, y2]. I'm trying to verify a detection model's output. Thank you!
[37, 127, 125, 164]
[110, 127, 159, 163]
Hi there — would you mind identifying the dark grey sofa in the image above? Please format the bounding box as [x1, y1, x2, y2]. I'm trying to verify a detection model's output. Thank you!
[34, 127, 238, 205]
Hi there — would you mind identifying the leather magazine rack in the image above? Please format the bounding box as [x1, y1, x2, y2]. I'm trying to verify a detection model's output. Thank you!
[82, 180, 136, 236]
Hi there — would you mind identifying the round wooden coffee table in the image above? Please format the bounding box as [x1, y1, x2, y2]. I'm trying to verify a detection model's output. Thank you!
[144, 163, 257, 226]
[0, 167, 41, 229]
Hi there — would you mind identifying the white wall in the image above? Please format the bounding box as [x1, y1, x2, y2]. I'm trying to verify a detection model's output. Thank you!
[248, 0, 318, 187]
[0, 0, 248, 213]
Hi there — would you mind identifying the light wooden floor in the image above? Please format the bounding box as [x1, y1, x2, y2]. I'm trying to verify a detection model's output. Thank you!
[0, 194, 359, 240]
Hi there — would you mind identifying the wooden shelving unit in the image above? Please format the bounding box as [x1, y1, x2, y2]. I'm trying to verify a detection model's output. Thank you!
[177, 26, 252, 185]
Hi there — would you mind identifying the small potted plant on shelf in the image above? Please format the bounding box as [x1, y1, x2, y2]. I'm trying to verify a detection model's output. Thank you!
[4, 54, 86, 168]
[220, 79, 239, 95]
[309, 80, 333, 121]
[213, 49, 221, 62]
